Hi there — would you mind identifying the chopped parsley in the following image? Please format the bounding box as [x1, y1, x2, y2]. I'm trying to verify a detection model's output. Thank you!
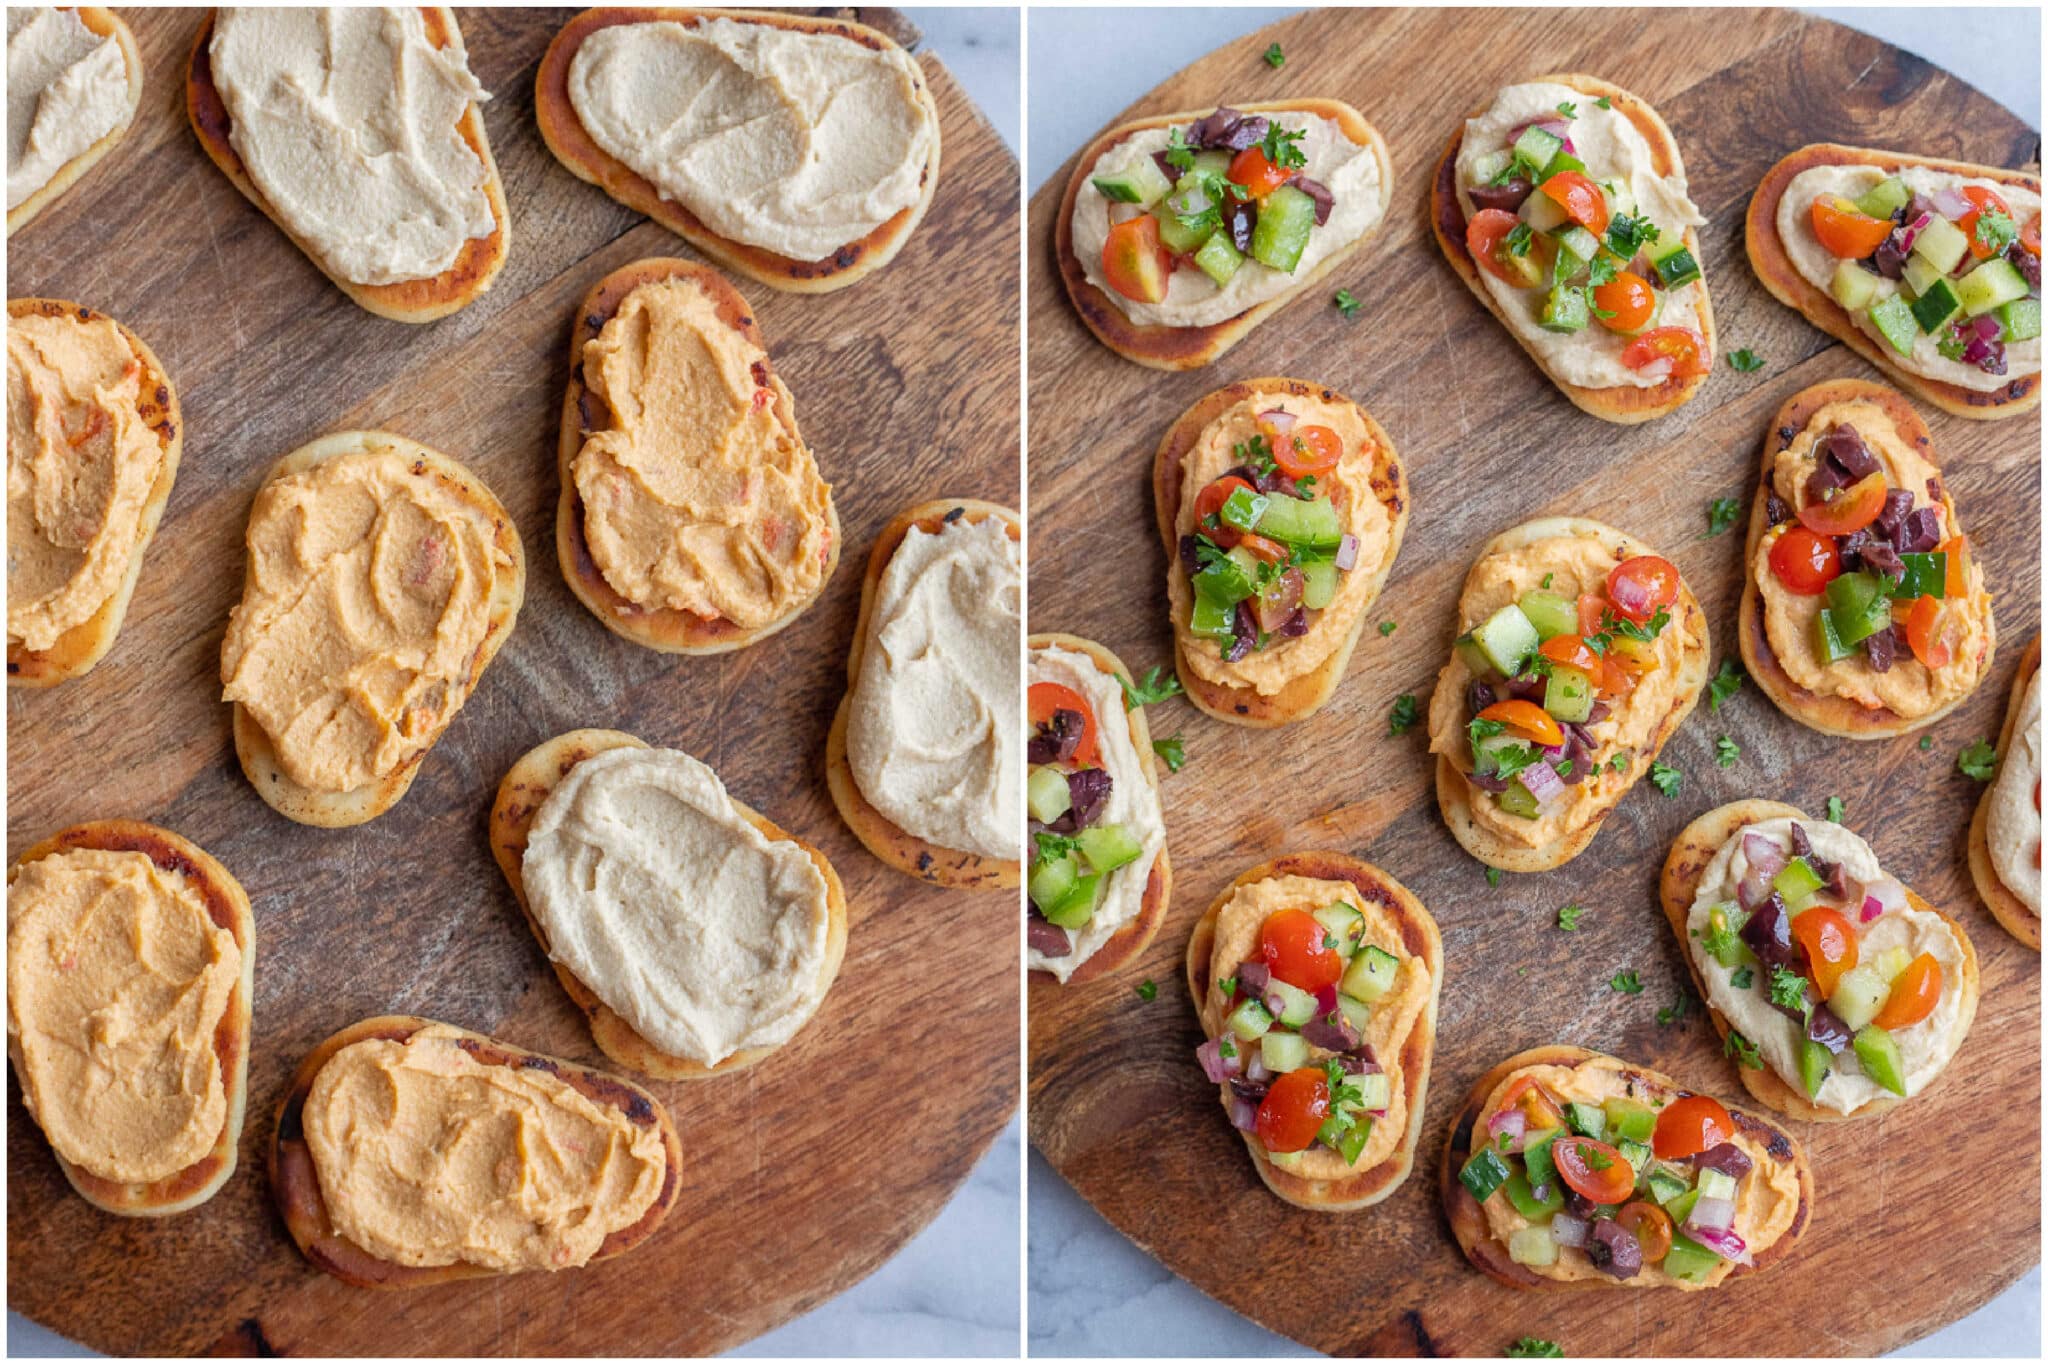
[1608, 751, 1631, 774]
[1937, 322, 1972, 362]
[1725, 1029, 1764, 1069]
[1698, 920, 1740, 964]
[1379, 620, 1396, 637]
[1260, 123, 1308, 171]
[1594, 95, 1612, 110]
[1218, 1035, 1237, 1058]
[1556, 760, 1574, 777]
[1389, 693, 1420, 736]
[1920, 735, 1934, 752]
[1486, 866, 1503, 888]
[1958, 739, 1999, 781]
[1557, 904, 1583, 932]
[1233, 432, 1277, 477]
[1333, 288, 1362, 320]
[1163, 126, 1197, 173]
[1649, 759, 1682, 797]
[1727, 348, 1765, 373]
[1730, 966, 1755, 990]
[1135, 979, 1158, 1002]
[1610, 969, 1644, 995]
[1582, 1145, 1614, 1170]
[1556, 100, 1577, 118]
[1504, 222, 1535, 258]
[1707, 658, 1745, 711]
[1263, 41, 1285, 69]
[1768, 965, 1809, 1012]
[1152, 734, 1186, 773]
[1824, 795, 1845, 824]
[1656, 994, 1693, 1025]
[1540, 572, 1555, 589]
[1119, 666, 1184, 710]
[1604, 212, 1660, 259]
[1170, 164, 1248, 238]
[1715, 735, 1740, 768]
[1705, 497, 1742, 538]
[1218, 978, 1237, 1001]
[1975, 207, 2019, 255]
[1508, 1336, 1564, 1359]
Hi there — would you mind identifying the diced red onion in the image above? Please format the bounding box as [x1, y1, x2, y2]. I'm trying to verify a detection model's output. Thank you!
[1862, 876, 1906, 920]
[1486, 1108, 1528, 1151]
[1859, 896, 1883, 924]
[1196, 1037, 1242, 1083]
[1314, 983, 1338, 1016]
[1334, 534, 1359, 571]
[1551, 1213, 1590, 1248]
[1369, 1108, 1388, 1119]
[1262, 986, 1291, 1019]
[1259, 408, 1297, 435]
[1896, 211, 1933, 253]
[1687, 1194, 1735, 1233]
[1229, 1094, 1259, 1132]
[1519, 760, 1568, 812]
[1932, 186, 1971, 219]
[1637, 357, 1674, 382]
[1236, 961, 1271, 997]
[1738, 832, 1788, 909]
[1244, 1050, 1271, 1083]
[1686, 1223, 1751, 1264]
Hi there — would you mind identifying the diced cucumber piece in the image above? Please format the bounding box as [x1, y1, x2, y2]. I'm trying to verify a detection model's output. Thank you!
[1027, 767, 1072, 825]
[1227, 997, 1274, 1042]
[1603, 1097, 1658, 1145]
[1508, 1223, 1559, 1267]
[1312, 903, 1365, 958]
[1150, 202, 1212, 256]
[1340, 944, 1399, 1002]
[1254, 494, 1343, 550]
[1188, 594, 1236, 641]
[1664, 1186, 1700, 1227]
[1454, 632, 1497, 679]
[1773, 856, 1825, 912]
[1028, 851, 1078, 913]
[1796, 1038, 1833, 1099]
[1998, 297, 2042, 342]
[1512, 125, 1566, 172]
[1566, 1101, 1607, 1140]
[1825, 570, 1892, 645]
[1473, 603, 1541, 675]
[1911, 213, 1971, 273]
[1220, 485, 1268, 535]
[1319, 1114, 1372, 1164]
[1354, 1071, 1391, 1110]
[1696, 1167, 1739, 1203]
[1830, 259, 1882, 312]
[1543, 664, 1595, 725]
[1956, 256, 2030, 316]
[1518, 590, 1579, 641]
[1522, 1127, 1562, 1189]
[1042, 872, 1102, 929]
[1617, 1139, 1653, 1181]
[1266, 979, 1318, 1028]
[1876, 945, 1913, 983]
[1459, 1145, 1513, 1203]
[1335, 993, 1372, 1035]
[1542, 149, 1588, 181]
[1646, 1168, 1691, 1206]
[1886, 552, 1946, 600]
[1266, 1148, 1306, 1172]
[1901, 253, 1944, 299]
[1813, 607, 1854, 664]
[1250, 185, 1316, 272]
[1662, 1233, 1721, 1282]
[1540, 282, 1590, 332]
[1192, 230, 1245, 287]
[1261, 1030, 1309, 1075]
[1854, 176, 1910, 219]
[1076, 823, 1142, 875]
[1702, 902, 1753, 968]
[1300, 558, 1339, 610]
[1505, 1170, 1565, 1220]
[1520, 185, 1571, 232]
[1093, 157, 1174, 206]
[1553, 224, 1601, 265]
[1867, 295, 1919, 356]
[1496, 780, 1543, 820]
[1473, 731, 1530, 775]
[1829, 964, 1890, 1031]
[1648, 234, 1702, 288]
[1853, 1025, 1908, 1096]
[1192, 545, 1259, 605]
[1468, 149, 1514, 186]
[1910, 278, 1962, 333]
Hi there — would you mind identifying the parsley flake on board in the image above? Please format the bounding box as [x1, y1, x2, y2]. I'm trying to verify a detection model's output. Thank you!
[1152, 734, 1186, 773]
[1920, 735, 1935, 752]
[1725, 1030, 1764, 1069]
[1389, 693, 1420, 736]
[1557, 904, 1583, 932]
[1119, 666, 1183, 710]
[1334, 289, 1362, 319]
[1263, 41, 1285, 69]
[1707, 658, 1746, 710]
[1136, 979, 1158, 1002]
[1715, 735, 1740, 768]
[1610, 969, 1644, 995]
[1728, 349, 1765, 373]
[1705, 497, 1742, 538]
[1486, 866, 1503, 888]
[1379, 620, 1396, 637]
[1649, 760, 1682, 797]
[1508, 1338, 1564, 1359]
[1958, 739, 1999, 781]
[1824, 795, 1844, 823]
[1656, 994, 1692, 1025]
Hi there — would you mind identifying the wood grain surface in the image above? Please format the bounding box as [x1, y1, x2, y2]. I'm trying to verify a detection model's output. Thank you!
[1027, 8, 2039, 1356]
[6, 7, 1019, 1355]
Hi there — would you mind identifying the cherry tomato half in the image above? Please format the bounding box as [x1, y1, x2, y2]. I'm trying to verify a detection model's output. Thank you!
[1652, 1094, 1734, 1161]
[2023, 212, 2042, 258]
[1260, 906, 1344, 992]
[1238, 532, 1290, 564]
[1903, 594, 1954, 670]
[1228, 145, 1293, 199]
[1796, 472, 1889, 537]
[1255, 1067, 1330, 1154]
[1499, 1076, 1567, 1132]
[1477, 699, 1565, 749]
[1273, 424, 1342, 479]
[1539, 634, 1609, 692]
[1593, 270, 1657, 334]
[1617, 1200, 1675, 1263]
[1939, 535, 1971, 599]
[1027, 682, 1100, 767]
[1620, 327, 1709, 381]
[1768, 526, 1842, 596]
[1466, 208, 1530, 287]
[1193, 475, 1256, 548]
[1791, 907, 1859, 999]
[1810, 195, 1896, 259]
[1101, 214, 1172, 303]
[1539, 170, 1610, 235]
[1957, 186, 2013, 261]
[1552, 1136, 1635, 1204]
[1606, 556, 1681, 625]
[1872, 952, 1942, 1030]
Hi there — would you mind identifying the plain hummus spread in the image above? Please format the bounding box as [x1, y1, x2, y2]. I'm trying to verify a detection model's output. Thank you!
[1455, 81, 1709, 389]
[7, 848, 240, 1185]
[1688, 817, 1970, 1113]
[566, 17, 937, 262]
[210, 7, 496, 286]
[220, 447, 501, 794]
[1777, 164, 2042, 391]
[576, 276, 834, 629]
[1074, 111, 1385, 329]
[1987, 669, 2041, 913]
[1026, 644, 1164, 981]
[1475, 1056, 1802, 1289]
[1205, 875, 1429, 1182]
[1427, 527, 1697, 849]
[1169, 392, 1390, 696]
[302, 1024, 665, 1271]
[7, 310, 162, 652]
[1753, 400, 1990, 717]
[846, 515, 1020, 860]
[522, 746, 833, 1067]
[7, 7, 131, 211]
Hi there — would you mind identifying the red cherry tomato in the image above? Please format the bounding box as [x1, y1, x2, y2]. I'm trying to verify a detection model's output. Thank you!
[1617, 1200, 1675, 1262]
[1238, 532, 1290, 564]
[1552, 1136, 1635, 1204]
[1796, 472, 1888, 537]
[1652, 1094, 1734, 1160]
[1810, 195, 1896, 259]
[1272, 424, 1342, 479]
[1027, 682, 1100, 767]
[1193, 475, 1256, 548]
[1606, 556, 1681, 624]
[2023, 212, 2042, 258]
[1477, 699, 1565, 749]
[1768, 526, 1842, 596]
[1593, 270, 1657, 334]
[1260, 907, 1344, 992]
[1101, 215, 1172, 303]
[1539, 170, 1610, 235]
[1538, 634, 1609, 692]
[1466, 208, 1531, 287]
[1255, 1067, 1330, 1154]
[1620, 327, 1708, 380]
[1227, 145, 1292, 199]
[1957, 186, 2013, 260]
[1577, 592, 1607, 638]
[1873, 953, 1942, 1029]
[1499, 1076, 1567, 1132]
[1791, 907, 1859, 999]
[1903, 595, 1954, 669]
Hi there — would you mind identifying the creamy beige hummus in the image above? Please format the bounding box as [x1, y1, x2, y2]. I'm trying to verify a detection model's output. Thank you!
[1073, 112, 1385, 329]
[567, 17, 936, 262]
[1988, 669, 2041, 913]
[1475, 1055, 1802, 1289]
[1204, 875, 1428, 1182]
[220, 447, 500, 794]
[210, 7, 495, 287]
[6, 7, 131, 210]
[847, 516, 1020, 860]
[1168, 393, 1390, 696]
[7, 310, 162, 652]
[576, 276, 834, 629]
[522, 745, 834, 1067]
[1425, 528, 1695, 849]
[1454, 81, 1708, 388]
[1688, 817, 1969, 1113]
[8, 848, 240, 1185]
[303, 1024, 665, 1272]
[1027, 644, 1165, 982]
[1754, 400, 1990, 717]
[1777, 164, 2042, 391]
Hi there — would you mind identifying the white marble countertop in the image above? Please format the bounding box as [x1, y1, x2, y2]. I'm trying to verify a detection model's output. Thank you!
[5, 6, 1020, 1358]
[1025, 5, 2040, 1358]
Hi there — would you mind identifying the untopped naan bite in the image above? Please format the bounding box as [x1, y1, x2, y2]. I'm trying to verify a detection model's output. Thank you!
[1970, 637, 2041, 948]
[7, 7, 142, 235]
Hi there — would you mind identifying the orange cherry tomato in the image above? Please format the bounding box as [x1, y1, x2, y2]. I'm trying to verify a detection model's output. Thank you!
[1101, 214, 1172, 303]
[1499, 1076, 1567, 1132]
[1477, 699, 1565, 749]
[1791, 907, 1859, 999]
[1606, 556, 1681, 625]
[1255, 1067, 1329, 1154]
[1272, 424, 1343, 479]
[1539, 170, 1610, 235]
[1193, 475, 1256, 548]
[1260, 907, 1344, 992]
[1768, 526, 1842, 596]
[1227, 145, 1293, 199]
[1903, 595, 1953, 669]
[1238, 532, 1290, 564]
[2023, 212, 2042, 258]
[1577, 592, 1607, 638]
[1873, 953, 1942, 1029]
[1027, 682, 1101, 767]
[1620, 327, 1709, 380]
[1939, 535, 1971, 599]
[1466, 208, 1531, 287]
[1652, 1094, 1734, 1161]
[1593, 270, 1657, 334]
[1617, 1200, 1675, 1262]
[1957, 186, 2013, 260]
[1796, 471, 1889, 537]
[1552, 1136, 1635, 1204]
[1809, 195, 1896, 259]
[1538, 634, 1609, 692]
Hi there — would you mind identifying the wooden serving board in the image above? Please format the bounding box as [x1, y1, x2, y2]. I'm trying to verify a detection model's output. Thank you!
[1027, 7, 2039, 1356]
[7, 7, 1018, 1355]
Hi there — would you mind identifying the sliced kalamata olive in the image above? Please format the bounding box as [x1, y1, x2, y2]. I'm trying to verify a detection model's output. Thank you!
[1859, 535, 1904, 579]
[1190, 107, 1268, 151]
[1895, 507, 1941, 553]
[1586, 700, 1612, 724]
[1823, 424, 1879, 480]
[1288, 174, 1334, 225]
[1872, 232, 1909, 279]
[1179, 534, 1203, 575]
[1807, 1002, 1853, 1054]
[1765, 492, 1793, 526]
[1467, 680, 1497, 716]
[1254, 568, 1306, 633]
[2008, 240, 2041, 293]
[1228, 1075, 1270, 1103]
[1300, 1010, 1361, 1052]
[1875, 489, 1915, 540]
[1506, 673, 1547, 703]
[1028, 708, 1085, 766]
[1692, 1141, 1754, 1181]
[1059, 767, 1113, 831]
[1226, 197, 1257, 253]
[1740, 893, 1798, 972]
[1235, 961, 1271, 997]
[1337, 1050, 1380, 1074]
[1564, 1188, 1598, 1219]
[1027, 914, 1071, 958]
[1788, 823, 1815, 861]
[1275, 607, 1310, 638]
[1468, 176, 1533, 213]
[1589, 1218, 1644, 1280]
[1926, 475, 1945, 505]
[1805, 460, 1849, 504]
[1255, 467, 1301, 499]
[1863, 627, 1896, 672]
[1224, 601, 1258, 662]
[1151, 149, 1177, 181]
[1465, 769, 1511, 793]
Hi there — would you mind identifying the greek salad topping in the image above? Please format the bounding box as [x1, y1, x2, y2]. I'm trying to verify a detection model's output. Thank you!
[1026, 681, 1144, 953]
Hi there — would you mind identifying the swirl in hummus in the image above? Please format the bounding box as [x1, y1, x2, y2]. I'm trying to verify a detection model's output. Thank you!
[7, 847, 241, 1185]
[7, 7, 134, 211]
[1689, 816, 1971, 1112]
[302, 1024, 666, 1272]
[566, 17, 937, 263]
[522, 746, 834, 1067]
[1751, 399, 1991, 718]
[208, 7, 497, 287]
[1986, 668, 2042, 915]
[7, 309, 163, 653]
